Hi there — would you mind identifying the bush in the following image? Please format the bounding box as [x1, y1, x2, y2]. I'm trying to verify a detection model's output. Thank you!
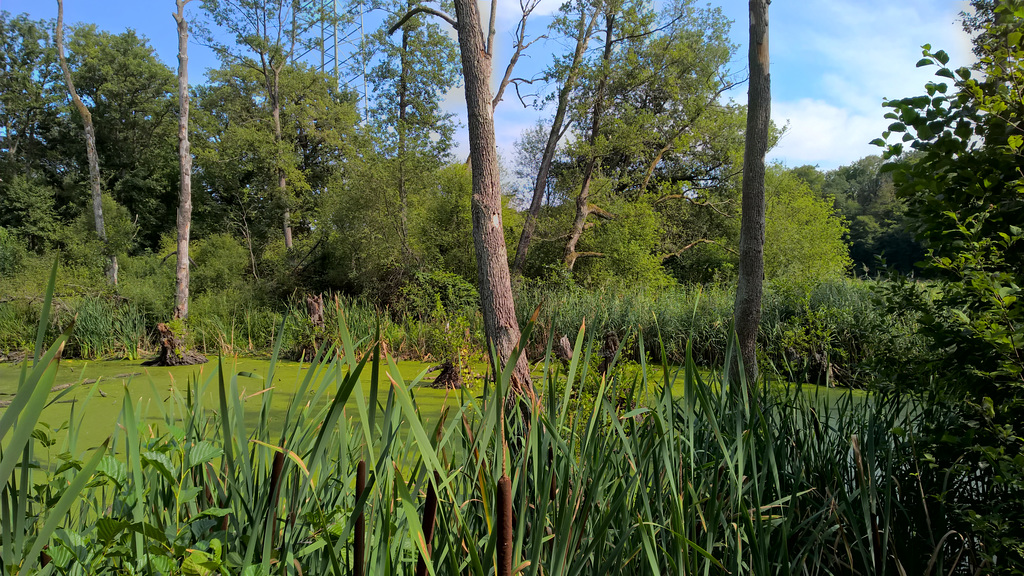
[0, 226, 27, 276]
[399, 270, 479, 318]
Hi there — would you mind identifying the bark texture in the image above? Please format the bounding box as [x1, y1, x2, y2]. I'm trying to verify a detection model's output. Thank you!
[452, 0, 532, 394]
[173, 0, 193, 320]
[732, 0, 770, 386]
[55, 0, 118, 285]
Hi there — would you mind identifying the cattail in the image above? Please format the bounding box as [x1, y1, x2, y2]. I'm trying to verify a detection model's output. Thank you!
[266, 450, 286, 549]
[548, 446, 556, 502]
[497, 474, 513, 576]
[415, 472, 440, 576]
[355, 459, 366, 576]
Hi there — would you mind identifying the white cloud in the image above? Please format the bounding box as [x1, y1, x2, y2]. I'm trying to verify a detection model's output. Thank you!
[762, 0, 977, 169]
[770, 99, 885, 168]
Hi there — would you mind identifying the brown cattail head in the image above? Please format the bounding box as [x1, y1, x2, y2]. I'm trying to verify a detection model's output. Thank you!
[415, 472, 441, 576]
[355, 459, 367, 576]
[497, 474, 513, 576]
[266, 449, 287, 549]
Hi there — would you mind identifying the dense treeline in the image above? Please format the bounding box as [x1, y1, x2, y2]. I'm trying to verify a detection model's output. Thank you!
[0, 2, 854, 308]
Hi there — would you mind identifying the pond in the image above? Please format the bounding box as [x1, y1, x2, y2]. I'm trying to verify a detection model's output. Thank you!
[0, 355, 476, 454]
[1, 354, 864, 457]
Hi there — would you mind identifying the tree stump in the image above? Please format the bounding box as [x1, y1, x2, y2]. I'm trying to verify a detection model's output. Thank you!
[554, 334, 573, 365]
[306, 293, 325, 329]
[143, 323, 207, 366]
[426, 361, 462, 389]
[599, 331, 620, 374]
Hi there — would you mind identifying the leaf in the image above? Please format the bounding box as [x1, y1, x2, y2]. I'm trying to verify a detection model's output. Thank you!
[179, 486, 203, 504]
[24, 438, 110, 572]
[935, 49, 950, 65]
[97, 518, 129, 543]
[97, 455, 127, 485]
[1008, 134, 1023, 151]
[142, 451, 178, 484]
[916, 57, 933, 67]
[187, 441, 222, 469]
[870, 138, 886, 147]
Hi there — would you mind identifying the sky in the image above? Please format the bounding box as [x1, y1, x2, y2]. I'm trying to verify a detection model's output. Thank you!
[0, 0, 977, 171]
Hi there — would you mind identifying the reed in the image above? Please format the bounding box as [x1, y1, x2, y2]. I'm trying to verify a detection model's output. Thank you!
[0, 271, 988, 575]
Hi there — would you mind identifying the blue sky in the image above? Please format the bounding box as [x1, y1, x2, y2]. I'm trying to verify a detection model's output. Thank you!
[0, 0, 975, 171]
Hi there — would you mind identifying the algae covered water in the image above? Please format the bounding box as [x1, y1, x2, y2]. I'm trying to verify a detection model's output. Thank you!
[0, 355, 471, 452]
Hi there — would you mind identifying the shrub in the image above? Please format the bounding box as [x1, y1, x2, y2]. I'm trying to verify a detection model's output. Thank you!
[399, 270, 480, 318]
[0, 226, 27, 276]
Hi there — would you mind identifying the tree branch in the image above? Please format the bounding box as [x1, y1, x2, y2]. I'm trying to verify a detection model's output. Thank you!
[388, 7, 457, 35]
[492, 0, 541, 109]
[587, 203, 616, 220]
[660, 239, 737, 261]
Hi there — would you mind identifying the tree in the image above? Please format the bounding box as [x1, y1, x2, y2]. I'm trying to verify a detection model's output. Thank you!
[510, 0, 600, 276]
[173, 0, 194, 321]
[821, 156, 922, 275]
[192, 63, 358, 291]
[366, 0, 460, 262]
[763, 165, 850, 291]
[54, 0, 117, 285]
[0, 13, 59, 183]
[198, 0, 330, 251]
[537, 0, 740, 281]
[732, 0, 770, 386]
[877, 19, 1023, 397]
[390, 0, 534, 393]
[59, 25, 178, 250]
[876, 4, 1024, 567]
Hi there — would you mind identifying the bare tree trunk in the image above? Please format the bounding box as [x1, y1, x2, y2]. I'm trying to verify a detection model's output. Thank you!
[512, 6, 598, 276]
[452, 0, 532, 394]
[55, 0, 117, 285]
[732, 0, 770, 387]
[173, 0, 193, 320]
[563, 12, 614, 271]
[269, 67, 293, 251]
[563, 158, 597, 270]
[398, 21, 411, 257]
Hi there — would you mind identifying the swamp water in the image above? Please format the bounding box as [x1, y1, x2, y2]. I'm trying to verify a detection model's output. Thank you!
[0, 356, 471, 454]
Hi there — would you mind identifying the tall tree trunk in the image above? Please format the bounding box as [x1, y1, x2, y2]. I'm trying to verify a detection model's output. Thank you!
[55, 0, 118, 285]
[270, 68, 293, 250]
[398, 21, 411, 257]
[452, 0, 532, 394]
[563, 157, 597, 270]
[511, 7, 598, 277]
[563, 12, 614, 271]
[173, 0, 193, 320]
[732, 0, 770, 387]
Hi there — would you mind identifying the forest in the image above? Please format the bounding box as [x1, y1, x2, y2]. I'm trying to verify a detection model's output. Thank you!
[0, 0, 1021, 574]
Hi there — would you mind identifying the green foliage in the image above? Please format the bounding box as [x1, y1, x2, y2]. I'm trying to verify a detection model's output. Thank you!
[59, 194, 138, 270]
[0, 282, 1005, 575]
[764, 164, 852, 293]
[876, 7, 1024, 568]
[399, 270, 480, 319]
[575, 200, 675, 289]
[515, 279, 915, 385]
[0, 176, 59, 251]
[192, 232, 252, 295]
[815, 156, 924, 275]
[0, 226, 27, 276]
